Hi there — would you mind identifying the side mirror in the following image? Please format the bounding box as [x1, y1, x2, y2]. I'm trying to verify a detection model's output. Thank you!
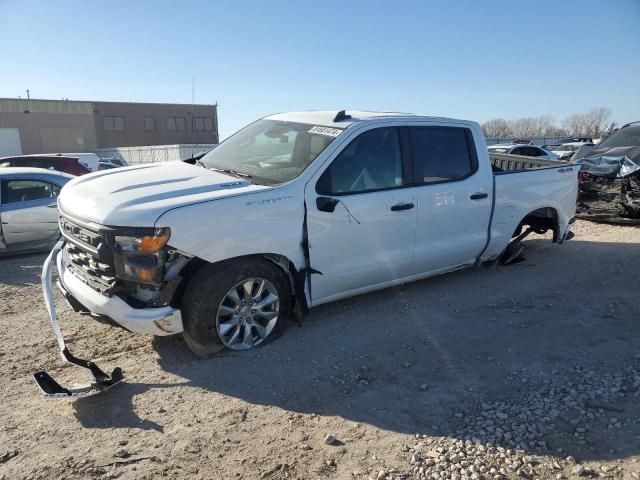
[316, 196, 339, 213]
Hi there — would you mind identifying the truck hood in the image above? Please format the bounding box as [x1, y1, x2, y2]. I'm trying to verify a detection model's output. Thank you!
[58, 162, 271, 227]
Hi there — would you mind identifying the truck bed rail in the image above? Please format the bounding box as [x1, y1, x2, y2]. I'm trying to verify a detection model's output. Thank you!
[490, 152, 568, 172]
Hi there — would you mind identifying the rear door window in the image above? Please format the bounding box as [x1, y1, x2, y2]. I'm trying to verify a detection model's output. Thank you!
[409, 127, 477, 184]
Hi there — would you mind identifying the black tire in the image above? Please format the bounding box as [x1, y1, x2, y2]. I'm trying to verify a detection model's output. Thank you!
[181, 257, 291, 357]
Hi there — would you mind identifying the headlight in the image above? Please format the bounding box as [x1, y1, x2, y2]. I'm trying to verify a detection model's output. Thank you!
[115, 228, 171, 253]
[113, 228, 171, 284]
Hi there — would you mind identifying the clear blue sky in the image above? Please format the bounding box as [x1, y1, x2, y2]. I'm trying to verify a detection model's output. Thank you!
[1, 0, 638, 138]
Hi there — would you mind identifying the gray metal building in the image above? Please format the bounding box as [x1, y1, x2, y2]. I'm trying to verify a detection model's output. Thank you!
[0, 98, 219, 156]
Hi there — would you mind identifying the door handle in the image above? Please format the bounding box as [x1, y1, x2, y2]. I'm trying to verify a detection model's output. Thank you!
[470, 193, 488, 200]
[47, 203, 58, 208]
[390, 203, 414, 211]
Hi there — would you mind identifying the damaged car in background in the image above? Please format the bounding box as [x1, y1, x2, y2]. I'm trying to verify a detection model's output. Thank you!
[34, 110, 578, 397]
[574, 121, 640, 223]
[0, 168, 73, 256]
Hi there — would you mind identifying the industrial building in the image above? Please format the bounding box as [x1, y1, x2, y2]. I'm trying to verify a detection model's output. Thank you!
[0, 98, 219, 156]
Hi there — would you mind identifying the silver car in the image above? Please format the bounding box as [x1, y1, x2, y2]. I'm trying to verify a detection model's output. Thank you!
[0, 168, 73, 256]
[487, 144, 560, 160]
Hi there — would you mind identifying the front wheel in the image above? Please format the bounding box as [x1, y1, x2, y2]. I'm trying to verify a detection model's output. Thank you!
[181, 258, 291, 356]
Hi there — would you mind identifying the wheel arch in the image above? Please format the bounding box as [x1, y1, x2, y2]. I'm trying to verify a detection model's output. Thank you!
[513, 206, 561, 242]
[169, 253, 307, 316]
[480, 205, 563, 262]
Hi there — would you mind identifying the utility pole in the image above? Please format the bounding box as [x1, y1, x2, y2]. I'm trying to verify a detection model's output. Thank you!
[191, 78, 195, 158]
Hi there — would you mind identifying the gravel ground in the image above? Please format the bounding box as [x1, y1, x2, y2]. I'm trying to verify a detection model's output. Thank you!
[0, 220, 639, 480]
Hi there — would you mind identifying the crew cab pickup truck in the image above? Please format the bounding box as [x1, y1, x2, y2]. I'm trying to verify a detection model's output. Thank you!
[39, 111, 578, 394]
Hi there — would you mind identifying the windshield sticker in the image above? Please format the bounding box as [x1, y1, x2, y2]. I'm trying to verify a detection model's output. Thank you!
[308, 126, 343, 137]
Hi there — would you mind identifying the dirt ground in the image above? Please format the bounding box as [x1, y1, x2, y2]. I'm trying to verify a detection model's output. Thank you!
[1, 220, 639, 480]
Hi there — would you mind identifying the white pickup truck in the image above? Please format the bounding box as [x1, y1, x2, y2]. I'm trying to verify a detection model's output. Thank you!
[36, 111, 578, 397]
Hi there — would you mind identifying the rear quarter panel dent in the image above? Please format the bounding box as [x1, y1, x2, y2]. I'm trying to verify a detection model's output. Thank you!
[481, 167, 577, 260]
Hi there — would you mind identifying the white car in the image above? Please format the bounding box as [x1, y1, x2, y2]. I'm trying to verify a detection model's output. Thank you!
[36, 111, 579, 397]
[546, 142, 593, 160]
[0, 168, 73, 255]
[488, 144, 560, 160]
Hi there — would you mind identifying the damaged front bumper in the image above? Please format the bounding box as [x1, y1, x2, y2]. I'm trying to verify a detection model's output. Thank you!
[33, 240, 183, 398]
[576, 154, 640, 222]
[55, 243, 184, 335]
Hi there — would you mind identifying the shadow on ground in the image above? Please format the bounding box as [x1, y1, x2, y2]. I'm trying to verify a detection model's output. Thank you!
[0, 252, 47, 286]
[72, 238, 640, 462]
[72, 382, 170, 432]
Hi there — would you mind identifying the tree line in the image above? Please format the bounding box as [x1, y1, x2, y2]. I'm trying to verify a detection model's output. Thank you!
[481, 107, 614, 139]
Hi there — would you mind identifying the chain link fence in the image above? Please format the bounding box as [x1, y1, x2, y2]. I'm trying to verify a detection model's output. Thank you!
[93, 144, 216, 165]
[93, 137, 575, 166]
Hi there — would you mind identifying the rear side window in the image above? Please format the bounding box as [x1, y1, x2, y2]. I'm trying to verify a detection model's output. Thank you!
[513, 147, 544, 157]
[523, 147, 539, 157]
[1, 180, 60, 204]
[409, 127, 476, 184]
[38, 160, 55, 169]
[19, 159, 50, 168]
[316, 127, 403, 195]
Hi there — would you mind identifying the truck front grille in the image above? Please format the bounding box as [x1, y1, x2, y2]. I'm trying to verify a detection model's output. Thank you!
[64, 244, 116, 294]
[59, 215, 116, 295]
[59, 215, 102, 253]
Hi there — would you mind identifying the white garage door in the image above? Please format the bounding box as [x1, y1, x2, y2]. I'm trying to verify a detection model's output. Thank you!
[0, 128, 22, 156]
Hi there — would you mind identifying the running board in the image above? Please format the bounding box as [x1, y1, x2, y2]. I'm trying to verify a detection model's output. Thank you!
[34, 241, 124, 399]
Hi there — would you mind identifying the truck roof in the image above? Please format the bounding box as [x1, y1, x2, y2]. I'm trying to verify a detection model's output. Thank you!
[266, 110, 468, 128]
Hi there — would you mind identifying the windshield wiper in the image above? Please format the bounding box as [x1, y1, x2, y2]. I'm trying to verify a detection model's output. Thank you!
[210, 167, 253, 179]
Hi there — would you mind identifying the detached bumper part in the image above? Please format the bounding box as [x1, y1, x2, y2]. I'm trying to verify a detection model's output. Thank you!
[34, 350, 124, 397]
[33, 241, 124, 398]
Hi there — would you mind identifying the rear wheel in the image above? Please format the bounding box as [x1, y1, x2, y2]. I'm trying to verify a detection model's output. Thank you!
[182, 258, 291, 357]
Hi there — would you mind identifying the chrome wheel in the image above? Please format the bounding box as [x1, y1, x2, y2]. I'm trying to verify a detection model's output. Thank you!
[216, 277, 280, 350]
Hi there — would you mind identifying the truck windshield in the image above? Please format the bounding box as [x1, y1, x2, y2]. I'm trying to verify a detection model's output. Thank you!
[199, 119, 344, 185]
[596, 124, 640, 150]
